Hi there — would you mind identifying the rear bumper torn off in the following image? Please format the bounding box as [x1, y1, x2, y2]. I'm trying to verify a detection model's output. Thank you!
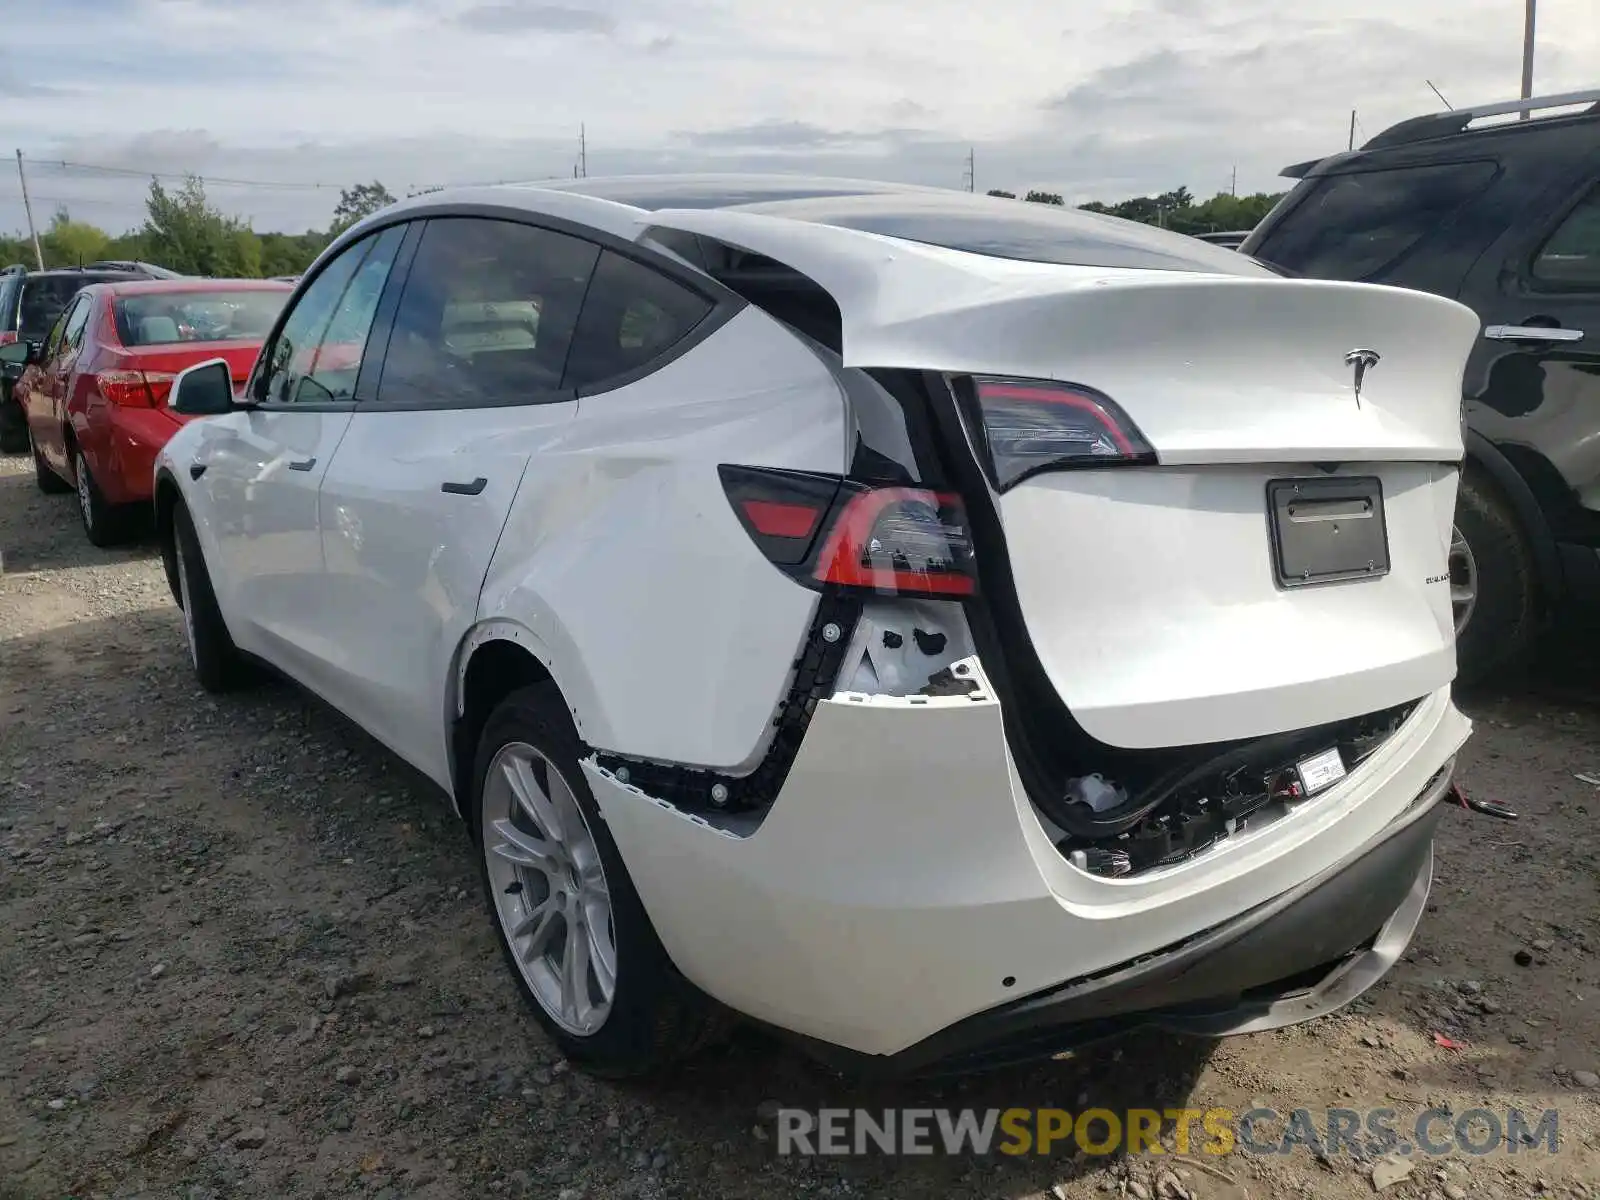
[856, 768, 1446, 1076]
[583, 662, 1469, 1064]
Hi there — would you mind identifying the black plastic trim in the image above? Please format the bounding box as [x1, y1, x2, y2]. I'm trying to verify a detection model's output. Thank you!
[592, 590, 862, 816]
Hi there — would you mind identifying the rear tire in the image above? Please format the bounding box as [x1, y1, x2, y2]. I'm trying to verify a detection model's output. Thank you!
[1452, 465, 1538, 685]
[31, 431, 71, 494]
[472, 683, 726, 1077]
[75, 449, 131, 547]
[172, 503, 251, 692]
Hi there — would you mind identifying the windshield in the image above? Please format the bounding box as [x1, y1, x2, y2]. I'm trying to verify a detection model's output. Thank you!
[114, 290, 289, 346]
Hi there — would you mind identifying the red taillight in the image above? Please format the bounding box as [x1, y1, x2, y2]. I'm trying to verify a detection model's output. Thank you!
[719, 464, 977, 598]
[0, 331, 16, 347]
[95, 369, 176, 407]
[968, 375, 1155, 490]
[812, 487, 976, 596]
[143, 372, 176, 406]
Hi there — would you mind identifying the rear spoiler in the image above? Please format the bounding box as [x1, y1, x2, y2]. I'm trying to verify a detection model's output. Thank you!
[1279, 157, 1326, 180]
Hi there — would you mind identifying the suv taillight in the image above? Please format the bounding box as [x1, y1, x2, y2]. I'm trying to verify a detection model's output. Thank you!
[719, 465, 977, 598]
[966, 375, 1155, 490]
[0, 331, 16, 347]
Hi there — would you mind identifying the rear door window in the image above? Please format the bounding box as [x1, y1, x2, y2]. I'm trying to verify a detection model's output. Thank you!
[562, 250, 714, 392]
[1531, 184, 1600, 290]
[374, 217, 601, 409]
[1252, 161, 1498, 280]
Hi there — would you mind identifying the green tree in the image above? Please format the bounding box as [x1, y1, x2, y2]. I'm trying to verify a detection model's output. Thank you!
[1075, 187, 1286, 235]
[40, 209, 110, 267]
[1024, 190, 1065, 205]
[141, 175, 262, 277]
[986, 188, 1016, 199]
[331, 181, 397, 233]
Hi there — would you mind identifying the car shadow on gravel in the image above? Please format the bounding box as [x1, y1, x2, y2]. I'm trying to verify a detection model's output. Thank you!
[1, 604, 1223, 1198]
[0, 463, 158, 574]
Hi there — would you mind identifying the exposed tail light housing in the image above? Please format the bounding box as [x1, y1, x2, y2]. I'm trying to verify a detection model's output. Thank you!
[95, 369, 177, 408]
[963, 375, 1155, 490]
[719, 464, 977, 598]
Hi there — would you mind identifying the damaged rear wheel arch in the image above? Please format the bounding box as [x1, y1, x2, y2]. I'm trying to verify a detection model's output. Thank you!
[453, 635, 560, 824]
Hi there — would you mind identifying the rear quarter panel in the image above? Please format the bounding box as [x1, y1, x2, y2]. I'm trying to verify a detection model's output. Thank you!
[473, 305, 849, 770]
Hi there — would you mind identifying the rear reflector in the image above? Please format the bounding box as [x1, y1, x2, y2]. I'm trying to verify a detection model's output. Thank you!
[742, 499, 821, 540]
[95, 369, 176, 408]
[719, 464, 977, 598]
[967, 375, 1155, 490]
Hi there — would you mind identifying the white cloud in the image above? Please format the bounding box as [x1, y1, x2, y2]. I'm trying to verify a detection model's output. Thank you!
[0, 0, 1595, 234]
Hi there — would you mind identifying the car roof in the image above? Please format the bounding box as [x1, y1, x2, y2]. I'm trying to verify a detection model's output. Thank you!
[539, 172, 951, 210]
[383, 174, 1263, 276]
[24, 269, 147, 282]
[100, 278, 294, 297]
[713, 189, 1267, 275]
[1281, 88, 1600, 179]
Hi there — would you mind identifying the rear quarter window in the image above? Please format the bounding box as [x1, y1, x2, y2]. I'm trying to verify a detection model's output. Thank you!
[1531, 184, 1600, 290]
[1251, 161, 1498, 280]
[561, 250, 714, 391]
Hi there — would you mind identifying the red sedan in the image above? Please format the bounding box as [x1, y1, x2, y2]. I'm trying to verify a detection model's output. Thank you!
[15, 278, 291, 545]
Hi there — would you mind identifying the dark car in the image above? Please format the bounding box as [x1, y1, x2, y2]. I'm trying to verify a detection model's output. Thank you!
[0, 266, 164, 452]
[1242, 87, 1600, 681]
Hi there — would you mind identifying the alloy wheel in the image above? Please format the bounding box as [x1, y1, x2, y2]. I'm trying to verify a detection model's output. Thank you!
[76, 453, 94, 533]
[175, 541, 198, 668]
[481, 742, 617, 1036]
[1448, 524, 1478, 637]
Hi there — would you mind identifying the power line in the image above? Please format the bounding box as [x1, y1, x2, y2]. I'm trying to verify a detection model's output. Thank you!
[31, 158, 340, 191]
[27, 157, 535, 195]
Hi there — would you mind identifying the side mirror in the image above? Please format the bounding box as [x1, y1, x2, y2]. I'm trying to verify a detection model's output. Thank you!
[169, 358, 237, 416]
[0, 339, 32, 368]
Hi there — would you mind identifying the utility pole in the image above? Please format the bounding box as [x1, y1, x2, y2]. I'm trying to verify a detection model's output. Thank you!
[961, 147, 975, 192]
[1520, 0, 1536, 118]
[579, 124, 587, 178]
[1348, 109, 1357, 151]
[14, 150, 43, 269]
[1230, 164, 1237, 197]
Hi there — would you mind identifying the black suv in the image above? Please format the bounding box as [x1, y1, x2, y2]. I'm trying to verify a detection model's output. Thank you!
[0, 265, 161, 452]
[1243, 88, 1600, 681]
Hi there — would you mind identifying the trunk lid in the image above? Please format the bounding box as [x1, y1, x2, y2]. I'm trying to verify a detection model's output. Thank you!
[644, 208, 1480, 747]
[120, 340, 263, 384]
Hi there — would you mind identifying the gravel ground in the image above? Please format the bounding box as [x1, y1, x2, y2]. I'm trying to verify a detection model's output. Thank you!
[2, 448, 1598, 1200]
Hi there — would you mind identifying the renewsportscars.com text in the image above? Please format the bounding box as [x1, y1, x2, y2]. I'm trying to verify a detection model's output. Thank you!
[775, 1106, 1561, 1158]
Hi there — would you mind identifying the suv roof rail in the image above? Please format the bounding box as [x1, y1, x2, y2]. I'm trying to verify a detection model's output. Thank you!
[1363, 87, 1600, 151]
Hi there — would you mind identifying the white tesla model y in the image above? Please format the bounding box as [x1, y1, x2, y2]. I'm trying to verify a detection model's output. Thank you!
[153, 176, 1478, 1077]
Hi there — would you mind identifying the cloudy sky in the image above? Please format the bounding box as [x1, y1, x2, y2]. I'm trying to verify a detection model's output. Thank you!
[1, 0, 1595, 235]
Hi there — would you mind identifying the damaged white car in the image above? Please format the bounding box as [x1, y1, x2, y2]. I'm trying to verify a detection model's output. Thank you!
[152, 175, 1478, 1077]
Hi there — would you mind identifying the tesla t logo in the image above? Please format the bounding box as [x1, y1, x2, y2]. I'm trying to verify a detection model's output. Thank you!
[1344, 348, 1381, 407]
